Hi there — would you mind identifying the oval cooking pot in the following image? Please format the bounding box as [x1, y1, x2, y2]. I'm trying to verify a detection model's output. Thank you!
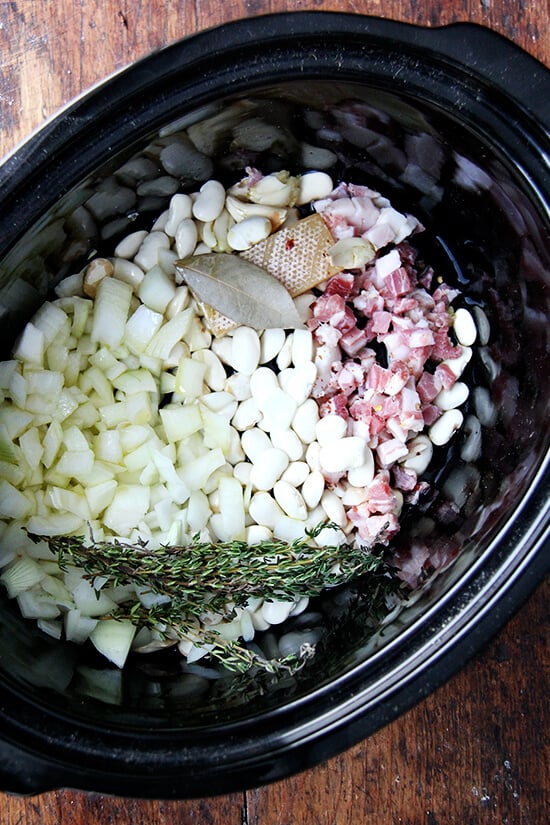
[0, 12, 548, 799]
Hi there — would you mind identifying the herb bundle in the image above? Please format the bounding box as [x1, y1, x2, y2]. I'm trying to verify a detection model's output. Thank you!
[29, 522, 398, 674]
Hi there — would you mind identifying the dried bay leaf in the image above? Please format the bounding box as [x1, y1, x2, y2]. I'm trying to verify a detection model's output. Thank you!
[175, 253, 305, 330]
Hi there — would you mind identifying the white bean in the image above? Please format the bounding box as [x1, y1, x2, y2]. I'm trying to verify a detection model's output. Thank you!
[347, 448, 375, 487]
[284, 362, 317, 405]
[453, 307, 477, 347]
[292, 399, 319, 444]
[164, 193, 193, 236]
[175, 218, 198, 259]
[165, 286, 190, 320]
[291, 329, 314, 366]
[402, 434, 433, 475]
[273, 480, 307, 520]
[226, 426, 245, 464]
[261, 600, 295, 625]
[257, 388, 297, 431]
[305, 441, 322, 471]
[232, 397, 262, 431]
[114, 230, 148, 259]
[280, 461, 310, 487]
[225, 372, 251, 401]
[192, 179, 226, 223]
[260, 328, 286, 364]
[273, 516, 310, 543]
[229, 327, 261, 375]
[134, 231, 171, 271]
[429, 409, 464, 446]
[241, 428, 272, 463]
[321, 489, 347, 528]
[249, 448, 289, 490]
[248, 491, 284, 528]
[249, 366, 279, 404]
[301, 470, 325, 508]
[276, 333, 294, 370]
[246, 525, 273, 544]
[338, 482, 368, 507]
[435, 381, 469, 411]
[269, 426, 304, 461]
[319, 436, 367, 474]
[227, 216, 271, 251]
[296, 171, 334, 204]
[233, 461, 252, 486]
[443, 346, 473, 379]
[315, 414, 348, 445]
[112, 257, 145, 290]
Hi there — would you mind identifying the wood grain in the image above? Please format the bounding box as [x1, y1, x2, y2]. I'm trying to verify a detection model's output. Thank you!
[0, 1, 548, 823]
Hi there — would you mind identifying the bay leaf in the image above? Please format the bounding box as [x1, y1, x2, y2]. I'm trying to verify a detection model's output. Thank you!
[175, 253, 306, 330]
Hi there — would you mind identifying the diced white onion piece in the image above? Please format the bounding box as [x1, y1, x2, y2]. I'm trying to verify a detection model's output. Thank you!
[90, 619, 137, 668]
[0, 556, 44, 597]
[91, 277, 133, 349]
[103, 485, 151, 536]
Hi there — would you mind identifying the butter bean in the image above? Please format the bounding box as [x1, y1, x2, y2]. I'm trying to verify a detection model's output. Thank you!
[276, 333, 293, 370]
[269, 426, 304, 461]
[301, 470, 325, 508]
[225, 372, 252, 401]
[284, 362, 317, 405]
[315, 414, 348, 446]
[429, 409, 464, 446]
[273, 480, 307, 520]
[280, 461, 310, 487]
[319, 436, 367, 474]
[246, 525, 273, 544]
[232, 397, 262, 431]
[297, 171, 334, 204]
[114, 230, 148, 259]
[249, 448, 289, 490]
[443, 345, 473, 379]
[292, 399, 319, 444]
[164, 193, 193, 236]
[257, 387, 297, 431]
[175, 218, 198, 259]
[250, 366, 279, 404]
[248, 491, 284, 528]
[347, 448, 375, 487]
[241, 428, 272, 463]
[321, 489, 347, 528]
[305, 441, 322, 471]
[435, 381, 469, 411]
[260, 328, 286, 364]
[233, 461, 253, 486]
[401, 435, 433, 475]
[229, 327, 260, 375]
[273, 516, 310, 543]
[291, 328, 314, 366]
[453, 307, 477, 347]
[261, 599, 295, 625]
[192, 179, 226, 223]
[227, 215, 271, 251]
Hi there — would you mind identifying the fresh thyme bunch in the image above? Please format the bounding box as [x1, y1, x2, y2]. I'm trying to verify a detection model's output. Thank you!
[29, 522, 396, 674]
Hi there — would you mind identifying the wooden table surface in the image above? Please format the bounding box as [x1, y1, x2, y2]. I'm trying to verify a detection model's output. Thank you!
[0, 1, 548, 822]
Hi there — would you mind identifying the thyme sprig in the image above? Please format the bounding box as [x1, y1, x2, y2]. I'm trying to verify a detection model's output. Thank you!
[28, 522, 394, 675]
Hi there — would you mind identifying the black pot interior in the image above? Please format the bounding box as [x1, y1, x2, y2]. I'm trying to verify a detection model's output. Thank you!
[0, 15, 548, 793]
